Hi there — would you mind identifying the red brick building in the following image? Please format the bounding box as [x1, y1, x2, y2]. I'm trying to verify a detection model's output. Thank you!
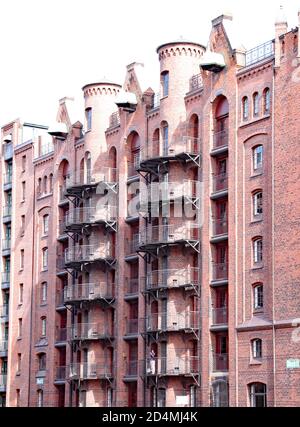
[0, 10, 300, 407]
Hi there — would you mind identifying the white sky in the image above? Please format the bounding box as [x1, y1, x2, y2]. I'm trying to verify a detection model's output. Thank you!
[0, 0, 299, 127]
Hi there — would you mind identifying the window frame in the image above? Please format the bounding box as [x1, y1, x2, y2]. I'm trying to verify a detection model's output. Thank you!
[253, 238, 263, 265]
[253, 191, 263, 218]
[253, 145, 263, 173]
[253, 92, 259, 117]
[251, 338, 262, 360]
[161, 71, 169, 98]
[242, 96, 249, 121]
[85, 108, 92, 131]
[249, 383, 267, 407]
[253, 284, 264, 310]
[42, 247, 48, 271]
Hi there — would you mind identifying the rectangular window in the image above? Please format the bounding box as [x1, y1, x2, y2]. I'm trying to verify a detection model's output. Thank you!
[18, 318, 22, 338]
[41, 282, 47, 304]
[253, 192, 263, 216]
[254, 240, 263, 264]
[22, 181, 26, 201]
[253, 146, 263, 171]
[86, 108, 92, 131]
[19, 284, 24, 304]
[161, 72, 169, 97]
[20, 250, 24, 270]
[17, 354, 22, 373]
[22, 155, 26, 172]
[21, 215, 25, 235]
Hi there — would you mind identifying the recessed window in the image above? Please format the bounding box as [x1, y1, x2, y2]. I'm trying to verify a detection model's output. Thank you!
[17, 353, 22, 373]
[263, 88, 270, 114]
[253, 284, 264, 310]
[161, 71, 169, 97]
[38, 353, 46, 371]
[20, 249, 24, 270]
[19, 284, 24, 305]
[41, 282, 47, 304]
[16, 390, 20, 407]
[253, 238, 263, 265]
[42, 248, 48, 271]
[37, 389, 44, 408]
[43, 176, 48, 194]
[22, 181, 26, 201]
[253, 92, 259, 117]
[43, 214, 49, 236]
[21, 215, 25, 236]
[18, 318, 22, 338]
[253, 145, 263, 172]
[22, 155, 26, 172]
[86, 108, 92, 131]
[251, 339, 262, 359]
[41, 317, 47, 337]
[253, 191, 263, 217]
[249, 383, 267, 407]
[281, 40, 285, 57]
[242, 97, 249, 120]
[49, 174, 53, 193]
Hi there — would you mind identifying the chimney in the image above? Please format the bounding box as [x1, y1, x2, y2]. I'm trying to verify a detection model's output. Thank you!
[275, 5, 288, 68]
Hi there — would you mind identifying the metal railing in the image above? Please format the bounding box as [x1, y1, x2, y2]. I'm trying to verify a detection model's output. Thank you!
[3, 143, 13, 159]
[140, 180, 198, 204]
[142, 356, 199, 376]
[66, 167, 118, 188]
[141, 136, 200, 161]
[150, 93, 160, 110]
[55, 366, 67, 381]
[212, 218, 228, 236]
[69, 362, 112, 380]
[125, 360, 138, 377]
[125, 235, 140, 256]
[144, 267, 200, 291]
[0, 340, 8, 353]
[2, 239, 11, 251]
[125, 278, 139, 296]
[38, 142, 54, 158]
[63, 283, 114, 302]
[3, 205, 12, 217]
[125, 319, 139, 335]
[0, 304, 9, 319]
[245, 40, 274, 67]
[211, 307, 228, 325]
[55, 327, 67, 342]
[189, 73, 203, 92]
[213, 130, 228, 149]
[65, 244, 114, 264]
[65, 206, 117, 226]
[212, 173, 228, 193]
[69, 323, 112, 340]
[3, 173, 12, 186]
[212, 262, 228, 281]
[108, 111, 120, 128]
[212, 353, 228, 372]
[1, 272, 10, 284]
[139, 224, 199, 246]
[0, 375, 7, 388]
[143, 311, 200, 332]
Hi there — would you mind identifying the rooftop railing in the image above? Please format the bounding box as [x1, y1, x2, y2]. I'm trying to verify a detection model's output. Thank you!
[245, 40, 274, 67]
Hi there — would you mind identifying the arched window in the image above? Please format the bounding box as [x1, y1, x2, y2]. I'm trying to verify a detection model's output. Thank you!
[43, 176, 47, 194]
[249, 383, 267, 407]
[253, 191, 263, 217]
[38, 177, 42, 196]
[49, 174, 53, 193]
[214, 96, 229, 148]
[41, 282, 47, 304]
[211, 379, 229, 407]
[253, 145, 263, 172]
[42, 247, 48, 271]
[263, 88, 271, 114]
[37, 389, 44, 407]
[43, 214, 49, 235]
[38, 352, 46, 371]
[253, 92, 259, 117]
[251, 338, 262, 359]
[253, 283, 264, 310]
[85, 152, 91, 183]
[242, 97, 249, 120]
[161, 122, 169, 156]
[161, 71, 169, 97]
[41, 317, 47, 337]
[253, 238, 263, 265]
